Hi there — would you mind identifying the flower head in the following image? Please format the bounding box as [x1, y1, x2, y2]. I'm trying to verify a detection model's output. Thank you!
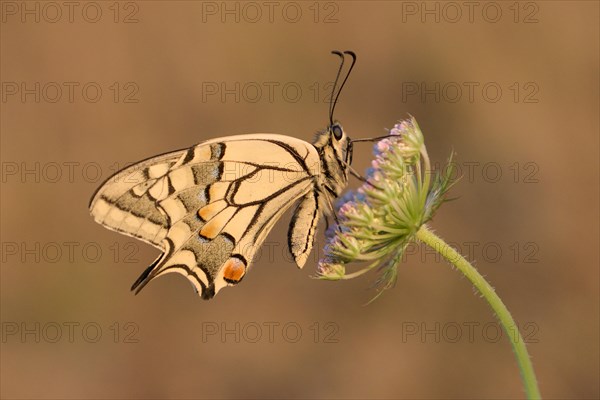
[316, 116, 456, 300]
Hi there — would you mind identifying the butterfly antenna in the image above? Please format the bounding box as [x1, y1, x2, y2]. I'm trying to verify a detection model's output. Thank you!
[329, 50, 345, 126]
[330, 50, 357, 125]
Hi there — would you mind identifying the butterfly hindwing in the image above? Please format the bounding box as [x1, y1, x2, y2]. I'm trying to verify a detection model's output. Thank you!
[91, 134, 323, 298]
[288, 191, 320, 268]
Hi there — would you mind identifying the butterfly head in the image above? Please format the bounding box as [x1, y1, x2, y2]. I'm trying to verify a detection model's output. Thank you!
[312, 120, 353, 200]
[314, 120, 352, 155]
[330, 120, 353, 165]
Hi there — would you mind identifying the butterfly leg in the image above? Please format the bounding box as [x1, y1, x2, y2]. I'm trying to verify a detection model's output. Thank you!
[349, 166, 369, 183]
[340, 158, 382, 190]
[322, 186, 341, 227]
[349, 166, 385, 191]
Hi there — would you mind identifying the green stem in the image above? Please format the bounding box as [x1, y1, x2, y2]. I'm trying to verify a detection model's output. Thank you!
[416, 224, 541, 400]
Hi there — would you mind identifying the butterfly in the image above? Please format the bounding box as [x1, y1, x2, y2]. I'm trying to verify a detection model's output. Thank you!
[89, 50, 360, 299]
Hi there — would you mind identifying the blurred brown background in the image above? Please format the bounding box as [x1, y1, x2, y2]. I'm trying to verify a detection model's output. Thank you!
[1, 1, 598, 399]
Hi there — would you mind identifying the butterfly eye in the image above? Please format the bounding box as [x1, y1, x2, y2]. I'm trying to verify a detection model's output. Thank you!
[332, 124, 343, 140]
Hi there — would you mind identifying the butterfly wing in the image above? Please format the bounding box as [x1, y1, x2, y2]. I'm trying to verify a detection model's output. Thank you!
[89, 149, 188, 248]
[288, 191, 321, 268]
[90, 134, 321, 299]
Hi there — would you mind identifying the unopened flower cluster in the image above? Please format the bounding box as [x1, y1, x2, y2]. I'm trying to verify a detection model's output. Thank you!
[317, 117, 455, 298]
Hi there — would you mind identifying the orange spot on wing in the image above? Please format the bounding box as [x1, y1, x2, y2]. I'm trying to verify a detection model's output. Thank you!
[198, 206, 211, 221]
[200, 222, 218, 239]
[199, 200, 227, 221]
[223, 258, 246, 283]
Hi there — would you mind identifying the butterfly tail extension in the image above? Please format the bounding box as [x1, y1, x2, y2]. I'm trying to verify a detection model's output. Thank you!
[129, 237, 221, 299]
[131, 253, 164, 294]
[131, 264, 216, 300]
[130, 253, 218, 299]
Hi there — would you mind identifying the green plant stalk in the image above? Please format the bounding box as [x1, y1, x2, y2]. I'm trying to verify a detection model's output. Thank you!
[416, 224, 541, 400]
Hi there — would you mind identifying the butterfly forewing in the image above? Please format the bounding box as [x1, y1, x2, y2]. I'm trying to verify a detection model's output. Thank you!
[89, 149, 187, 247]
[90, 134, 324, 299]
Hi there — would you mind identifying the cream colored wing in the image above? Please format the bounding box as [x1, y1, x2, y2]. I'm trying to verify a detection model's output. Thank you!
[90, 134, 321, 299]
[288, 191, 321, 268]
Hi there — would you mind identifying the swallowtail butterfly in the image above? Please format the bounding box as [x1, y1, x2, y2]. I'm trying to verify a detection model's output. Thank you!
[89, 51, 358, 299]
